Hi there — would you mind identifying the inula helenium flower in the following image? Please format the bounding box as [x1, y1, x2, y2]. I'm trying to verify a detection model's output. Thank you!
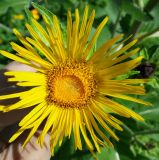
[0, 5, 151, 154]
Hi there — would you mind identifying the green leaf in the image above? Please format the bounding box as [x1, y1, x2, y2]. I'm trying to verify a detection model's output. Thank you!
[0, 0, 29, 15]
[150, 47, 159, 64]
[89, 148, 120, 160]
[25, 3, 53, 47]
[148, 78, 159, 89]
[139, 48, 149, 60]
[140, 108, 159, 122]
[119, 155, 131, 160]
[25, 8, 34, 24]
[116, 70, 140, 80]
[121, 0, 151, 21]
[104, 0, 122, 23]
[31, 2, 54, 26]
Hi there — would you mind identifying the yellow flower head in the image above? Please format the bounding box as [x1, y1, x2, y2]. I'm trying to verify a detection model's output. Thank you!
[13, 14, 24, 20]
[31, 9, 40, 20]
[0, 6, 151, 154]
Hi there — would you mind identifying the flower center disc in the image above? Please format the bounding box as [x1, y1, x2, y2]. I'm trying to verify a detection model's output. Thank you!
[53, 75, 84, 103]
[47, 62, 96, 108]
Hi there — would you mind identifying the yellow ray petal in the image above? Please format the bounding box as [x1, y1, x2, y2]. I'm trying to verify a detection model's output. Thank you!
[5, 71, 46, 83]
[0, 92, 23, 100]
[84, 16, 109, 59]
[53, 15, 64, 45]
[79, 5, 89, 39]
[11, 42, 52, 68]
[9, 128, 25, 143]
[101, 48, 140, 69]
[89, 34, 124, 63]
[77, 10, 95, 59]
[67, 10, 72, 56]
[82, 109, 100, 152]
[97, 56, 143, 79]
[39, 106, 59, 146]
[0, 50, 30, 65]
[98, 82, 145, 95]
[4, 93, 45, 112]
[23, 106, 52, 147]
[104, 92, 152, 106]
[19, 102, 47, 126]
[88, 111, 113, 147]
[90, 102, 120, 140]
[73, 109, 82, 150]
[91, 103, 123, 131]
[31, 18, 50, 44]
[26, 37, 57, 64]
[96, 96, 145, 121]
[13, 28, 40, 57]
[79, 111, 94, 151]
[108, 39, 138, 60]
[95, 96, 130, 118]
[71, 9, 80, 59]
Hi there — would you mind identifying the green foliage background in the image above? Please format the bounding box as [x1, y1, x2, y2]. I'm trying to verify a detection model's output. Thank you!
[0, 0, 159, 159]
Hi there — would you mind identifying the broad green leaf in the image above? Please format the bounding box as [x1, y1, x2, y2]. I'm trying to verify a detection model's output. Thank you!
[90, 148, 120, 160]
[104, 0, 122, 23]
[122, 0, 151, 21]
[116, 70, 140, 80]
[31, 2, 54, 26]
[119, 155, 131, 160]
[0, 0, 29, 15]
[140, 108, 159, 122]
[25, 4, 52, 46]
[150, 47, 159, 64]
[148, 78, 159, 89]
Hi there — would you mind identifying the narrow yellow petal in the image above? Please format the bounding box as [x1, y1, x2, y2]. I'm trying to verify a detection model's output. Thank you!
[77, 10, 95, 59]
[4, 93, 45, 112]
[79, 112, 94, 151]
[9, 128, 25, 143]
[97, 96, 145, 121]
[105, 92, 152, 106]
[39, 106, 58, 145]
[73, 109, 82, 150]
[97, 56, 143, 79]
[88, 111, 113, 147]
[11, 42, 52, 68]
[0, 92, 23, 100]
[79, 5, 89, 39]
[0, 50, 30, 65]
[19, 102, 46, 126]
[89, 34, 124, 63]
[108, 39, 138, 60]
[71, 9, 79, 59]
[26, 37, 57, 64]
[22, 121, 41, 147]
[82, 109, 100, 152]
[90, 102, 119, 141]
[5, 71, 46, 83]
[98, 82, 145, 95]
[67, 10, 72, 56]
[84, 16, 109, 59]
[53, 15, 64, 44]
[13, 28, 40, 57]
[102, 48, 140, 69]
[31, 18, 50, 44]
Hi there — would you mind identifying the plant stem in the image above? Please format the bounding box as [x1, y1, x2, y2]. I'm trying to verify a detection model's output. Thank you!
[137, 26, 159, 42]
[0, 23, 12, 33]
[122, 124, 135, 136]
[134, 129, 159, 135]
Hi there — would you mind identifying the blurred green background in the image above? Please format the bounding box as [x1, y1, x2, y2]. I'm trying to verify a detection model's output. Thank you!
[0, 0, 159, 160]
